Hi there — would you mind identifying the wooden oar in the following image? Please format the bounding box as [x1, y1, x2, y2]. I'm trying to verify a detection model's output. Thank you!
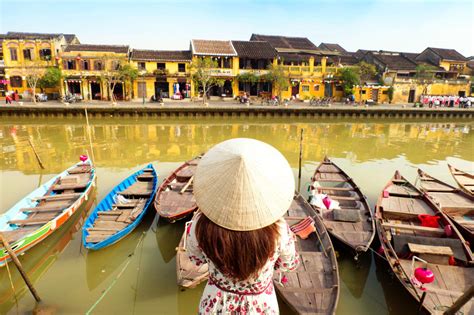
[0, 233, 41, 302]
[180, 176, 194, 194]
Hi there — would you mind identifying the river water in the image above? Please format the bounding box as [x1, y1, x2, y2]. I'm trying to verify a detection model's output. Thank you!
[0, 116, 472, 315]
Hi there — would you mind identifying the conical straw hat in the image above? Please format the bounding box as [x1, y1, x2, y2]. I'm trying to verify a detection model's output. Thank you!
[194, 138, 295, 231]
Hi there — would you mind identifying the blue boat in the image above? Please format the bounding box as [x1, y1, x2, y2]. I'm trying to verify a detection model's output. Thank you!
[82, 164, 158, 250]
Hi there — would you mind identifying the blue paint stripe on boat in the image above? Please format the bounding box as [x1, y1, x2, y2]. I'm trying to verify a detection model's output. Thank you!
[82, 163, 158, 250]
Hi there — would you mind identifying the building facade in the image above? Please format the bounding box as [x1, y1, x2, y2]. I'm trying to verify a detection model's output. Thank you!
[60, 44, 130, 101]
[130, 49, 192, 100]
[0, 31, 471, 103]
[1, 32, 78, 98]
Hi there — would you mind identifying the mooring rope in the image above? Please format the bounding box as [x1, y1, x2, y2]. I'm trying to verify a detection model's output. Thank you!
[132, 231, 146, 315]
[85, 232, 146, 315]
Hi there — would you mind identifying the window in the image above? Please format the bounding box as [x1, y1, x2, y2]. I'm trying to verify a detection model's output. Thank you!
[82, 60, 89, 70]
[335, 85, 343, 91]
[314, 85, 320, 91]
[361, 90, 366, 94]
[10, 48, 18, 61]
[111, 60, 120, 70]
[94, 61, 103, 70]
[64, 60, 76, 70]
[223, 58, 232, 68]
[178, 63, 186, 72]
[302, 85, 309, 92]
[10, 76, 22, 87]
[157, 63, 166, 70]
[23, 49, 33, 61]
[39, 49, 52, 61]
[138, 62, 146, 70]
[382, 90, 388, 95]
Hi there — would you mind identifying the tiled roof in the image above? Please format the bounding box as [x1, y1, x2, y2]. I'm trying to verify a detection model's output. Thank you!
[4, 32, 66, 40]
[328, 53, 359, 65]
[231, 41, 277, 59]
[426, 47, 467, 61]
[191, 40, 237, 56]
[131, 49, 192, 61]
[64, 34, 78, 44]
[319, 43, 347, 53]
[250, 34, 318, 50]
[64, 44, 129, 54]
[372, 52, 418, 71]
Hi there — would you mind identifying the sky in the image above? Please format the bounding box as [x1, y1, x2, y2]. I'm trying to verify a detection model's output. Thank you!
[1, 0, 473, 56]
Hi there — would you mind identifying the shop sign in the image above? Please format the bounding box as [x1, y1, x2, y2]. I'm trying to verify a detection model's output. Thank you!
[208, 69, 234, 76]
[239, 69, 269, 75]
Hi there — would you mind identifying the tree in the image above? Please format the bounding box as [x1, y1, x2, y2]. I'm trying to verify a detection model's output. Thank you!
[190, 57, 225, 104]
[236, 72, 259, 84]
[414, 64, 437, 95]
[263, 63, 289, 100]
[387, 86, 395, 103]
[38, 67, 62, 91]
[357, 62, 377, 104]
[101, 59, 139, 103]
[338, 67, 360, 96]
[25, 65, 45, 104]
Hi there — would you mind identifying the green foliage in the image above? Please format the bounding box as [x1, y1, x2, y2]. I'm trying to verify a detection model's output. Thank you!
[357, 61, 377, 83]
[236, 72, 259, 84]
[118, 63, 139, 81]
[414, 64, 437, 94]
[38, 67, 62, 89]
[338, 67, 360, 96]
[387, 86, 394, 103]
[190, 57, 225, 103]
[263, 63, 289, 99]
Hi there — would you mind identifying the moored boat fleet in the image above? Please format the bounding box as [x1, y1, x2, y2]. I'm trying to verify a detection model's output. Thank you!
[0, 154, 473, 314]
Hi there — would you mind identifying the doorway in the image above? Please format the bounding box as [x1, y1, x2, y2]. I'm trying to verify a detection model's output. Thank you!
[154, 81, 169, 98]
[371, 89, 379, 102]
[324, 82, 333, 97]
[408, 89, 416, 103]
[291, 82, 299, 96]
[91, 82, 101, 100]
[112, 83, 124, 100]
[138, 82, 147, 99]
[67, 82, 81, 95]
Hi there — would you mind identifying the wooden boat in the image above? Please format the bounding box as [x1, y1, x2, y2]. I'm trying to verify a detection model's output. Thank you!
[375, 171, 474, 314]
[310, 157, 375, 255]
[154, 156, 201, 222]
[175, 194, 340, 314]
[274, 193, 339, 314]
[82, 164, 158, 250]
[417, 168, 474, 245]
[176, 229, 209, 289]
[448, 164, 474, 196]
[0, 189, 94, 311]
[0, 159, 96, 267]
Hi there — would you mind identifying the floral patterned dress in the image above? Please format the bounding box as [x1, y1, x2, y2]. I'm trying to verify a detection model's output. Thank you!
[186, 215, 299, 314]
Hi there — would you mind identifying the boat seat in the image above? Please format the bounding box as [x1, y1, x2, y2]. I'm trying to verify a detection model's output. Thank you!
[407, 243, 454, 256]
[392, 234, 467, 262]
[333, 209, 361, 222]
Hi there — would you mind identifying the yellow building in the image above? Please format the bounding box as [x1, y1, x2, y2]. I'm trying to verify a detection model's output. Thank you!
[60, 44, 130, 100]
[1, 32, 79, 98]
[130, 49, 192, 100]
[360, 49, 470, 104]
[190, 39, 238, 99]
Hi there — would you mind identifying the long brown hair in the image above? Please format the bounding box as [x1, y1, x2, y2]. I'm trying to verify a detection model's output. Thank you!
[195, 215, 280, 281]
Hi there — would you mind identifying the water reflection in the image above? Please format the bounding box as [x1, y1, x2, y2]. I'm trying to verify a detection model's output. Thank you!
[1, 119, 472, 174]
[0, 117, 472, 315]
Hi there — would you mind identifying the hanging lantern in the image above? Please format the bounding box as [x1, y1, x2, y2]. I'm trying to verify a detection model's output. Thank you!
[414, 267, 435, 288]
[76, 55, 81, 61]
[55, 56, 60, 61]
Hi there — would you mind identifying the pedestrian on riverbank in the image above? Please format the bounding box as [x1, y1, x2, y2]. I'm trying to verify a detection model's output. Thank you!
[5, 93, 12, 104]
[186, 138, 299, 314]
